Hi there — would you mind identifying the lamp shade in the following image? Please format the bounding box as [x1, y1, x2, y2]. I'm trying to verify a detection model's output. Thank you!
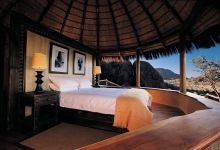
[32, 53, 47, 70]
[93, 66, 101, 75]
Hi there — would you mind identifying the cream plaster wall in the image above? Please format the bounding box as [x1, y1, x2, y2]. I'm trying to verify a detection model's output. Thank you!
[25, 31, 93, 92]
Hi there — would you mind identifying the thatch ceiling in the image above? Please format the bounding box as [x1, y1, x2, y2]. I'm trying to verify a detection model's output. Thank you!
[1, 0, 220, 59]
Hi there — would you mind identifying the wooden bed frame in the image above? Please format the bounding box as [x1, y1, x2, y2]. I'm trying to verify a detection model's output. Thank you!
[59, 107, 127, 133]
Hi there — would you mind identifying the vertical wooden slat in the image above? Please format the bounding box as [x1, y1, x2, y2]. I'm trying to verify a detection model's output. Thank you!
[180, 47, 186, 93]
[8, 13, 26, 130]
[0, 25, 6, 130]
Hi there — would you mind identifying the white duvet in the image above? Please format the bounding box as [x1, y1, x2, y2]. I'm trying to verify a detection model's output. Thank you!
[60, 88, 126, 115]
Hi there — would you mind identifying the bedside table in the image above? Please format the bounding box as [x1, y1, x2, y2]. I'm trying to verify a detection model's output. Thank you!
[19, 91, 59, 132]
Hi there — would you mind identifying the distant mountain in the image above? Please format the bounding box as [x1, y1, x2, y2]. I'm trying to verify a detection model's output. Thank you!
[156, 68, 180, 80]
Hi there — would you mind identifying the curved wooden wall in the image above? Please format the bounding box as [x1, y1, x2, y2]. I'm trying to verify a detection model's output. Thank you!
[147, 88, 208, 114]
[79, 88, 220, 150]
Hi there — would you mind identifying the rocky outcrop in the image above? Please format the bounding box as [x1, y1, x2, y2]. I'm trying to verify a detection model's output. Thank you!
[156, 68, 180, 80]
[133, 61, 165, 88]
[100, 61, 135, 86]
[100, 61, 164, 88]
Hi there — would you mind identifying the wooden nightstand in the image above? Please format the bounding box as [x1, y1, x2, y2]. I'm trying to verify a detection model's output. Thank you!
[19, 91, 59, 133]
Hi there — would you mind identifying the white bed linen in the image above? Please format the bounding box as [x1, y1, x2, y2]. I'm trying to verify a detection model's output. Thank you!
[60, 88, 127, 115]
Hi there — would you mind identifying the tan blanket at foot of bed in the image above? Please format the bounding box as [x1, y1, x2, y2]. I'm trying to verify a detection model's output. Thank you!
[113, 89, 153, 131]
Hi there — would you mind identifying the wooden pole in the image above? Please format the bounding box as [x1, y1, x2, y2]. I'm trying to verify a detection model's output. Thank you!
[180, 47, 186, 93]
[136, 49, 140, 87]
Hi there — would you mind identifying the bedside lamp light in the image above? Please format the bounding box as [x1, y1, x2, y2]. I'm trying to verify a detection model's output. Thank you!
[93, 66, 101, 87]
[32, 53, 47, 93]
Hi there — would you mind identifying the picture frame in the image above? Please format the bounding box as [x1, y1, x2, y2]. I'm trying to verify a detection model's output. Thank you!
[73, 51, 86, 75]
[49, 42, 69, 74]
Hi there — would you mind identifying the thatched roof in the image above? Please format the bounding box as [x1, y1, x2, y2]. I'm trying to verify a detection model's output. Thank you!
[1, 0, 220, 59]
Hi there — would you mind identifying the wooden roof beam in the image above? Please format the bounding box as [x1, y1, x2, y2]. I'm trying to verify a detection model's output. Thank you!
[96, 0, 100, 50]
[137, 0, 167, 49]
[108, 0, 120, 50]
[79, 0, 88, 43]
[120, 0, 141, 47]
[60, 0, 75, 33]
[179, 0, 211, 46]
[38, 0, 55, 23]
[161, 0, 184, 24]
[182, 0, 211, 33]
[60, 0, 69, 5]
[0, 0, 21, 22]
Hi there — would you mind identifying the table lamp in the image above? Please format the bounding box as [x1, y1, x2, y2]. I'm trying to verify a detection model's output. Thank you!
[32, 53, 47, 93]
[93, 66, 101, 87]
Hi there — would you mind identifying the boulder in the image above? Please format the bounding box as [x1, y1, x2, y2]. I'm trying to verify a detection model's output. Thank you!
[100, 61, 135, 86]
[100, 61, 164, 88]
[133, 61, 165, 88]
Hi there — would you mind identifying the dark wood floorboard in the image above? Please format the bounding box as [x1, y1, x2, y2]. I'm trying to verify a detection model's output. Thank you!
[0, 103, 185, 149]
[151, 102, 185, 123]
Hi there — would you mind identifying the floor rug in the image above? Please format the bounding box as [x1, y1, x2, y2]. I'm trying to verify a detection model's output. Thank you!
[20, 123, 118, 150]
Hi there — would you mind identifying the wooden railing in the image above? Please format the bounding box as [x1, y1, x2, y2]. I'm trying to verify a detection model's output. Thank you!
[99, 79, 121, 87]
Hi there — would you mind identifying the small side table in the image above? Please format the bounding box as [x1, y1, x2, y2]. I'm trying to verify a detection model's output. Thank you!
[19, 91, 59, 133]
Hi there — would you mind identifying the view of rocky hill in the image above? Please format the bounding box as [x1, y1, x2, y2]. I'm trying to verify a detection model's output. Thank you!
[156, 68, 180, 80]
[134, 61, 164, 88]
[100, 61, 135, 86]
[100, 61, 165, 88]
[100, 61, 219, 101]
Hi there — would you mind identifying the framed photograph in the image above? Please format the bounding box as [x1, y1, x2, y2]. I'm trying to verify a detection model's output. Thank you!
[49, 42, 69, 74]
[73, 51, 86, 75]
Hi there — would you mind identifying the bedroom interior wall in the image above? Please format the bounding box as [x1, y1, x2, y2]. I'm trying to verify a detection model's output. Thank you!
[25, 31, 93, 92]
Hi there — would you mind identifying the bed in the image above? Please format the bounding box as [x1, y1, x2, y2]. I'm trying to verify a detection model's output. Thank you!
[49, 76, 153, 132]
[60, 88, 127, 115]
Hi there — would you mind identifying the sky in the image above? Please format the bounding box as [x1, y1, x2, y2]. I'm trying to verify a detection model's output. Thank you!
[147, 44, 220, 78]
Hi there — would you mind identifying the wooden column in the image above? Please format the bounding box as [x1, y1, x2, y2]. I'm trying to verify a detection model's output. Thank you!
[180, 47, 186, 93]
[136, 49, 140, 87]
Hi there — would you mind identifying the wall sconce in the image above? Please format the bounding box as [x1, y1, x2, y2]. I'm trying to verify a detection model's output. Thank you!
[32, 53, 47, 93]
[93, 66, 101, 87]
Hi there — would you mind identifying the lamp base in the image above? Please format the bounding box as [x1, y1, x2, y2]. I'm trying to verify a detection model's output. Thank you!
[94, 74, 100, 87]
[34, 71, 44, 94]
[94, 84, 100, 88]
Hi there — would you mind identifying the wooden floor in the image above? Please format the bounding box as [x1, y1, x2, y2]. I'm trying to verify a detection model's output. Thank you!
[151, 102, 185, 123]
[0, 104, 184, 150]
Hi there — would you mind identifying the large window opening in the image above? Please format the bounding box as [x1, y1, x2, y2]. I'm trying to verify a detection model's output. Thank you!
[100, 45, 220, 101]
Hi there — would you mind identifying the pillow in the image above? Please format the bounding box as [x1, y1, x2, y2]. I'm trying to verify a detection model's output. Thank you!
[77, 78, 92, 89]
[49, 76, 79, 91]
[49, 82, 78, 92]
[49, 83, 59, 91]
